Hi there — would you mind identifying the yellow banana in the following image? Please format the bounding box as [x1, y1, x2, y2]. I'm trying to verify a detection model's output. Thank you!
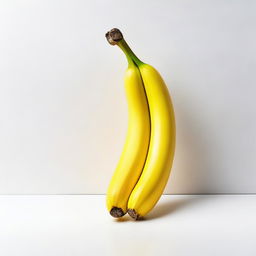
[127, 63, 176, 219]
[105, 29, 150, 218]
[105, 28, 175, 220]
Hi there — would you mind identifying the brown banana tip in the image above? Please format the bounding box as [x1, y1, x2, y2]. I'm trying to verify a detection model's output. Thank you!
[105, 28, 123, 45]
[110, 207, 125, 218]
[128, 209, 140, 220]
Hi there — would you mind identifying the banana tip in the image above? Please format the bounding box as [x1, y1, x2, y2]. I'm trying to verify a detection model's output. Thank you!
[128, 209, 140, 220]
[105, 28, 123, 45]
[110, 207, 125, 218]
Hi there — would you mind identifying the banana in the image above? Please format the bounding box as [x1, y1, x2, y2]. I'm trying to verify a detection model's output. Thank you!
[105, 29, 150, 218]
[127, 63, 176, 219]
[105, 28, 175, 220]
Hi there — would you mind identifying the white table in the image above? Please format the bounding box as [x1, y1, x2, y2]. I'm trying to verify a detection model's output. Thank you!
[1, 195, 255, 256]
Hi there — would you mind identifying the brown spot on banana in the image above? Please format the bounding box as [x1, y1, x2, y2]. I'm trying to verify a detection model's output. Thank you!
[105, 28, 123, 45]
[127, 209, 140, 220]
[109, 207, 125, 218]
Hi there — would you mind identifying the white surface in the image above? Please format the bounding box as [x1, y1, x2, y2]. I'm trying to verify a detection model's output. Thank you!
[0, 0, 256, 193]
[0, 195, 255, 256]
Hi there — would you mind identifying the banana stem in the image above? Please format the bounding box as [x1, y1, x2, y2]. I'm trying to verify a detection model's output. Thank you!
[105, 28, 144, 67]
[118, 42, 135, 67]
[118, 40, 144, 67]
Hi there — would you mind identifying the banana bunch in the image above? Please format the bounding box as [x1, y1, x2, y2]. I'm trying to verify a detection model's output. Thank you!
[105, 28, 175, 220]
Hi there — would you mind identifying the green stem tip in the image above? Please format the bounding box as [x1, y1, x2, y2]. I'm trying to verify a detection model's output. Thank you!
[105, 28, 144, 66]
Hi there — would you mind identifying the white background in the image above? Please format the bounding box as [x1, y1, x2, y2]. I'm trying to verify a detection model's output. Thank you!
[0, 0, 255, 194]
